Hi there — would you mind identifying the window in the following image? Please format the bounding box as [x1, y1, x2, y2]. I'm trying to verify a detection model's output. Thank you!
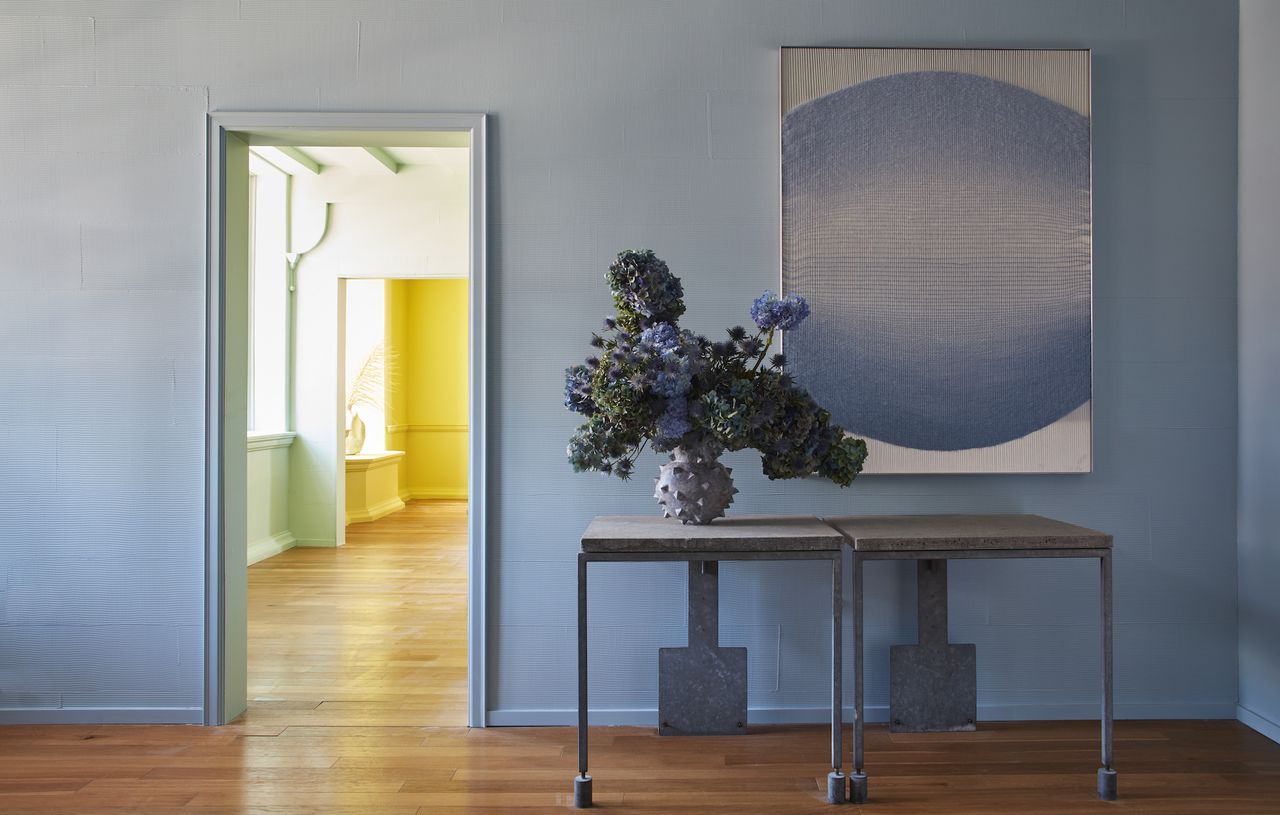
[344, 279, 388, 453]
[248, 154, 289, 433]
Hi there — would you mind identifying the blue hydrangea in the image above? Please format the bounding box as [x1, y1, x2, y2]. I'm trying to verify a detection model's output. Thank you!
[639, 322, 680, 352]
[655, 397, 691, 443]
[750, 291, 811, 331]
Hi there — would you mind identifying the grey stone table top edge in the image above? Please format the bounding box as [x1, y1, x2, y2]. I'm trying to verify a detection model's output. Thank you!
[581, 515, 843, 552]
[822, 513, 1113, 551]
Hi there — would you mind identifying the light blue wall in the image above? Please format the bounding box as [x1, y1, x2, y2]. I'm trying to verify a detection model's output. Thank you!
[1237, 0, 1280, 744]
[0, 0, 1239, 723]
[487, 0, 1240, 725]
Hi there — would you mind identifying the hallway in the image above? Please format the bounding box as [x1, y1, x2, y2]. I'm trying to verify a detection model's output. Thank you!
[247, 500, 468, 726]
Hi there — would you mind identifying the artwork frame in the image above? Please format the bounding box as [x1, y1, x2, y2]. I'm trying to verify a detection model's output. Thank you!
[780, 47, 1093, 474]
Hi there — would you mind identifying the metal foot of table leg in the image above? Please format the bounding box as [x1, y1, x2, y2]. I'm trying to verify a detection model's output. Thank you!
[849, 772, 868, 803]
[574, 774, 593, 808]
[1097, 768, 1117, 801]
[827, 771, 846, 804]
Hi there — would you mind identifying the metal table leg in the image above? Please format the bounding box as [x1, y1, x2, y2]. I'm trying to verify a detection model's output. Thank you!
[890, 560, 976, 732]
[849, 551, 867, 804]
[575, 553, 592, 808]
[828, 549, 846, 804]
[1098, 551, 1117, 801]
[659, 561, 747, 735]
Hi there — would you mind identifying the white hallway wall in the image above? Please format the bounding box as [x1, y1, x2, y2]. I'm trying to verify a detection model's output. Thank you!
[0, 1, 1239, 724]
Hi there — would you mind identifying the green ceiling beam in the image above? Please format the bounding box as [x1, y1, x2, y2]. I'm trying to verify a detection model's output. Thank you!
[363, 146, 400, 174]
[276, 145, 322, 175]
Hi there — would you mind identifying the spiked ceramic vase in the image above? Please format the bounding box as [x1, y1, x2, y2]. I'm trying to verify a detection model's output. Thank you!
[653, 445, 738, 524]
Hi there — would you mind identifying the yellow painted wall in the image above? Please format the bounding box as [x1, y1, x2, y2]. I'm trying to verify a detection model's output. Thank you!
[384, 278, 468, 499]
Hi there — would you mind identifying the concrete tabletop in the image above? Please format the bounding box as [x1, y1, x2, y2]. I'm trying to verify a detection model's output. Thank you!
[581, 515, 844, 552]
[824, 514, 1112, 552]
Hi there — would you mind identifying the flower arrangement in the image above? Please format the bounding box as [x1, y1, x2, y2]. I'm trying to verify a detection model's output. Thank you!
[564, 250, 868, 501]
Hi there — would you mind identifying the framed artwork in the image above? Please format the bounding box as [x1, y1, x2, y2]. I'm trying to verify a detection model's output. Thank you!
[781, 48, 1092, 474]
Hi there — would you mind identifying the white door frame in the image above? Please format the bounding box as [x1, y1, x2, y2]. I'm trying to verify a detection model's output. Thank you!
[205, 112, 487, 727]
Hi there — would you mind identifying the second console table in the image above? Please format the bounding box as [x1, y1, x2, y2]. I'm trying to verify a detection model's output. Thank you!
[826, 514, 1117, 803]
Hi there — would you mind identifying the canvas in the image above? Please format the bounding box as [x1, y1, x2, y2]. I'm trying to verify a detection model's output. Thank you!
[780, 48, 1093, 474]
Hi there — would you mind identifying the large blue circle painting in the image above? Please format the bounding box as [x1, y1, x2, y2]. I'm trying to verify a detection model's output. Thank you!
[782, 71, 1091, 452]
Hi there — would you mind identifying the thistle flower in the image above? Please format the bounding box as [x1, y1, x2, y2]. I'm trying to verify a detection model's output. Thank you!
[770, 353, 787, 368]
[727, 325, 748, 341]
[563, 364, 594, 415]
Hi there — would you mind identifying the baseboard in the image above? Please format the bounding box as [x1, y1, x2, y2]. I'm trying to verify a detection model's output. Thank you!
[488, 701, 1239, 727]
[402, 488, 467, 500]
[1238, 704, 1280, 745]
[247, 530, 296, 565]
[346, 495, 406, 524]
[294, 537, 337, 548]
[0, 707, 203, 725]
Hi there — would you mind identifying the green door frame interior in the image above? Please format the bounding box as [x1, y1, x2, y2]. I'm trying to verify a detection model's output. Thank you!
[205, 112, 488, 727]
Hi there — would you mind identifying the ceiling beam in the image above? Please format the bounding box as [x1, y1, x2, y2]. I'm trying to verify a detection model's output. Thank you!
[252, 145, 323, 176]
[363, 146, 400, 174]
[247, 148, 289, 176]
[276, 146, 323, 174]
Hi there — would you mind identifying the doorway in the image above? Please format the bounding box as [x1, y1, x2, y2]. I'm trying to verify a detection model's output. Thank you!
[206, 113, 487, 727]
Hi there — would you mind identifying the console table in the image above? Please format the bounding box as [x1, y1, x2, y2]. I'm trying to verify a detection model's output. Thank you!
[575, 515, 848, 807]
[826, 514, 1116, 803]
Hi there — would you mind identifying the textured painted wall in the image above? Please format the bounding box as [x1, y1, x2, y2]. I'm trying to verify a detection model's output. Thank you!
[1238, 0, 1280, 744]
[398, 279, 468, 500]
[0, 0, 1238, 723]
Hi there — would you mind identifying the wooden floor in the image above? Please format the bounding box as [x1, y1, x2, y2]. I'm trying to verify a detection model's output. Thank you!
[247, 499, 469, 727]
[0, 720, 1278, 813]
[2, 502, 1280, 812]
